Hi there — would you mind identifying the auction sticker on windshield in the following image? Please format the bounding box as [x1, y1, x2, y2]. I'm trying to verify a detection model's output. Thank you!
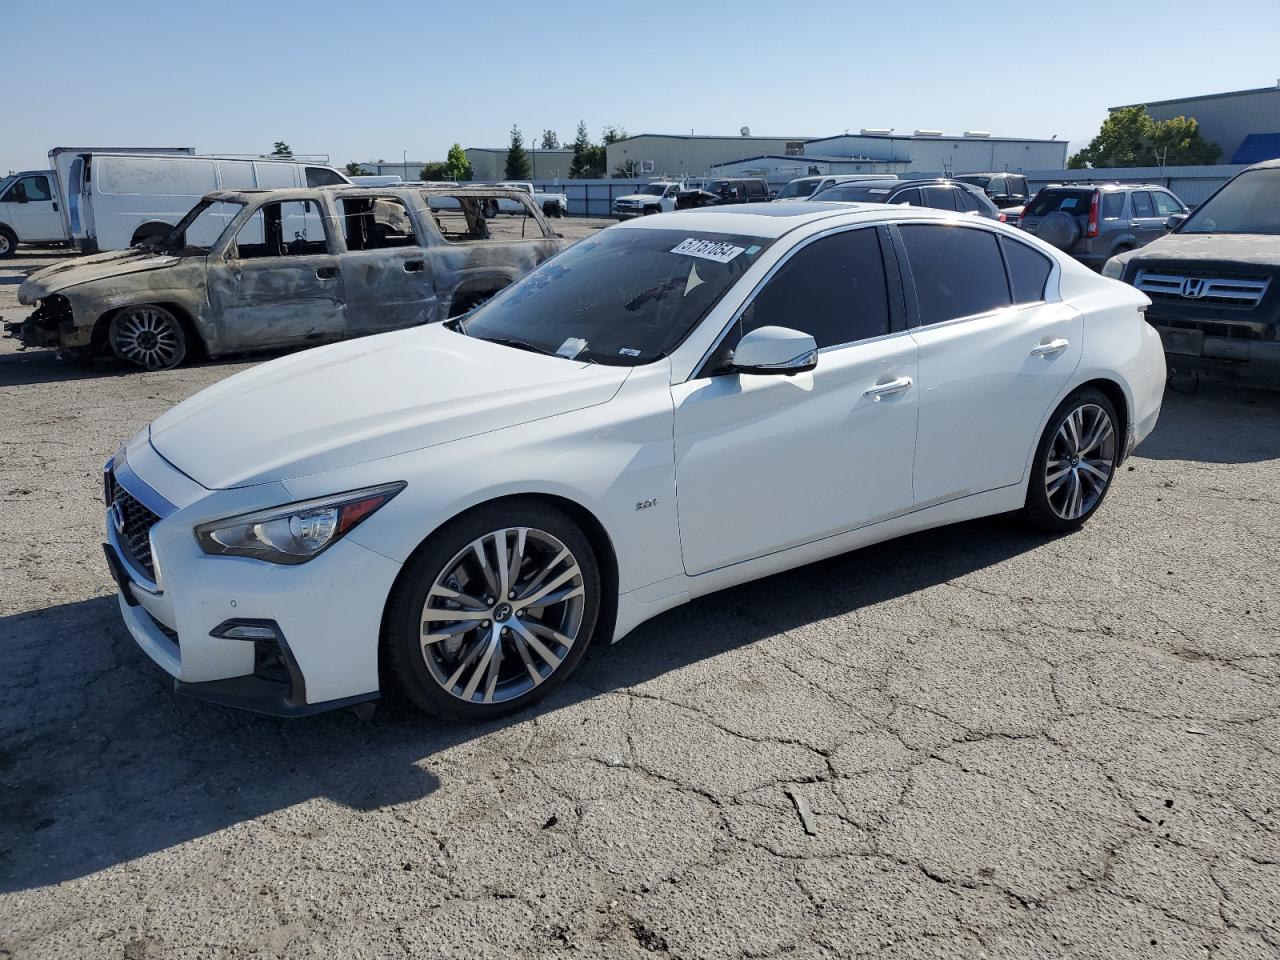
[670, 238, 745, 263]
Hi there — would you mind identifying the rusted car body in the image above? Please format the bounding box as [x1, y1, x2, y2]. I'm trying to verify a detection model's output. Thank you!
[5, 185, 564, 369]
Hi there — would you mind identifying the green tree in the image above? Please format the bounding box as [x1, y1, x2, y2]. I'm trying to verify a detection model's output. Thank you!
[344, 162, 370, 176]
[504, 125, 532, 180]
[1069, 106, 1220, 169]
[419, 162, 450, 181]
[270, 141, 293, 158]
[444, 143, 473, 181]
[569, 120, 594, 179]
[540, 130, 560, 150]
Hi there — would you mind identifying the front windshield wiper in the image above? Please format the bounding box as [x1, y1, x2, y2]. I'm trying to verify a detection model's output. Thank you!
[475, 336, 568, 359]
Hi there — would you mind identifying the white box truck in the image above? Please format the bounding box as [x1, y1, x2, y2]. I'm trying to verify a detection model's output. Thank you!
[51, 149, 349, 252]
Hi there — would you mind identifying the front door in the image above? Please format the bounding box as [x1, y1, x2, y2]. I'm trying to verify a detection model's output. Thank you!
[673, 226, 918, 576]
[1128, 191, 1166, 246]
[208, 197, 347, 352]
[1, 174, 64, 241]
[336, 195, 438, 334]
[895, 222, 1083, 506]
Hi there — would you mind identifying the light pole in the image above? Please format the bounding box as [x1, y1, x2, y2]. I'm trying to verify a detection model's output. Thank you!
[402, 149, 408, 180]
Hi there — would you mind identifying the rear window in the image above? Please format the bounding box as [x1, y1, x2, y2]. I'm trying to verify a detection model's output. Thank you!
[819, 183, 896, 203]
[1025, 189, 1094, 217]
[1000, 236, 1053, 304]
[898, 224, 1011, 325]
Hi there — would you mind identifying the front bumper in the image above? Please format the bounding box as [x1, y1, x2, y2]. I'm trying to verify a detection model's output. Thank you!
[105, 439, 403, 716]
[1152, 321, 1280, 387]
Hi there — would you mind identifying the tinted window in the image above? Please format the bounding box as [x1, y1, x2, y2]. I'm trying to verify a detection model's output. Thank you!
[731, 228, 890, 354]
[988, 177, 1008, 195]
[922, 186, 959, 211]
[1025, 189, 1093, 217]
[957, 188, 983, 213]
[1131, 191, 1155, 217]
[306, 167, 347, 187]
[1152, 191, 1185, 216]
[745, 181, 768, 199]
[1000, 236, 1053, 304]
[777, 179, 821, 199]
[1101, 193, 1126, 219]
[898, 224, 1011, 325]
[1011, 177, 1029, 196]
[890, 188, 922, 206]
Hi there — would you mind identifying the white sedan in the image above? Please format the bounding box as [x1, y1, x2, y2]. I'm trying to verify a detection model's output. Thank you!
[103, 203, 1165, 720]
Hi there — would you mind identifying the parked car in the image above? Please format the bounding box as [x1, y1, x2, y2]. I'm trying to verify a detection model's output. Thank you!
[1103, 159, 1280, 387]
[99, 203, 1163, 719]
[997, 205, 1025, 227]
[774, 174, 896, 201]
[613, 182, 681, 218]
[703, 177, 772, 204]
[676, 184, 721, 209]
[812, 178, 999, 218]
[5, 186, 562, 370]
[1018, 184, 1187, 268]
[953, 172, 1031, 208]
[52, 150, 350, 253]
[494, 181, 568, 218]
[0, 170, 66, 258]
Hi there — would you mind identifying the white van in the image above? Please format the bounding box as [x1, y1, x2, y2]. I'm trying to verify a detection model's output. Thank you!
[0, 171, 66, 258]
[55, 150, 349, 252]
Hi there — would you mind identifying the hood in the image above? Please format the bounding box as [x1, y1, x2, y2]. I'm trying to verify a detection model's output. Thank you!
[1118, 232, 1280, 270]
[148, 323, 631, 489]
[19, 248, 184, 302]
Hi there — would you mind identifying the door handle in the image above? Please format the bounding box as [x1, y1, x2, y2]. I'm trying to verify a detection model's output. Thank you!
[863, 376, 912, 400]
[53, 202, 59, 212]
[1031, 338, 1070, 357]
[316, 266, 337, 280]
[403, 260, 424, 273]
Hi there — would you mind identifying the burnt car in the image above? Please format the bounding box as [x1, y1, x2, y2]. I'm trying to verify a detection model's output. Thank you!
[5, 185, 562, 370]
[1104, 159, 1280, 387]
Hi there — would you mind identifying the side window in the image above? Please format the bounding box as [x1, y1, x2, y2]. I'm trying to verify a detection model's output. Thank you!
[898, 224, 1011, 325]
[728, 228, 891, 356]
[426, 193, 546, 243]
[745, 180, 767, 200]
[1101, 193, 1126, 219]
[956, 188, 983, 214]
[1000, 236, 1053, 304]
[340, 196, 418, 250]
[17, 175, 52, 201]
[306, 167, 347, 188]
[1152, 191, 1185, 216]
[1012, 177, 1029, 197]
[922, 185, 959, 211]
[232, 200, 328, 259]
[988, 177, 1008, 195]
[890, 188, 922, 206]
[1131, 191, 1156, 217]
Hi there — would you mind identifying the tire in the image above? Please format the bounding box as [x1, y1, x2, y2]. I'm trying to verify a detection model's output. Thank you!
[1034, 211, 1081, 251]
[108, 304, 188, 371]
[0, 226, 16, 259]
[383, 500, 601, 721]
[1021, 387, 1121, 532]
[482, 199, 499, 219]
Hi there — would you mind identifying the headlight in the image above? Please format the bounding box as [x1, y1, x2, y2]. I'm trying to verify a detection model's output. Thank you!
[1101, 257, 1124, 280]
[195, 482, 405, 564]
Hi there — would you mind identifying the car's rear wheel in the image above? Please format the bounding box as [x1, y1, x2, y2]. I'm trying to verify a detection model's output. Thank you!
[383, 501, 600, 721]
[108, 304, 188, 371]
[0, 226, 17, 259]
[1021, 388, 1120, 532]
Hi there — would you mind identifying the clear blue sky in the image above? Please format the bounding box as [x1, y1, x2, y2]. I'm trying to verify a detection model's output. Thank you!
[3, 0, 1278, 174]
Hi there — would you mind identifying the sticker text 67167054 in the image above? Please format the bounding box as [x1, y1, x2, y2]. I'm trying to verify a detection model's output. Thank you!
[670, 238, 745, 263]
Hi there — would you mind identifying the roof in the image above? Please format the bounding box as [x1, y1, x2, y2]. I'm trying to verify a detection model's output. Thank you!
[709, 154, 882, 168]
[805, 132, 1061, 146]
[611, 201, 991, 240]
[1232, 133, 1280, 165]
[1113, 85, 1280, 110]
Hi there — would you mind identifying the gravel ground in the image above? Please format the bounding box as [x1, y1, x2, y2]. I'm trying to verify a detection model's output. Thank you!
[1, 238, 1278, 959]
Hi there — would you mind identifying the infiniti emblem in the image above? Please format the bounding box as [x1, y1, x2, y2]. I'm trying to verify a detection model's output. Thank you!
[493, 602, 513, 622]
[1181, 277, 1206, 299]
[110, 502, 126, 535]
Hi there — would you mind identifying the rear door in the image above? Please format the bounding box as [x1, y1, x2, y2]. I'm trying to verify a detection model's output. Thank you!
[896, 222, 1082, 505]
[337, 194, 438, 334]
[1128, 191, 1165, 245]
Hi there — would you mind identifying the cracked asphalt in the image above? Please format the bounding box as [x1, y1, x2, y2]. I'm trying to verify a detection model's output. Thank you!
[2, 241, 1279, 959]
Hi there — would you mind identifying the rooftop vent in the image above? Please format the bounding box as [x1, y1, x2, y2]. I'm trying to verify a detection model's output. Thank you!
[913, 129, 943, 137]
[740, 126, 751, 137]
[860, 128, 893, 136]
[963, 130, 992, 138]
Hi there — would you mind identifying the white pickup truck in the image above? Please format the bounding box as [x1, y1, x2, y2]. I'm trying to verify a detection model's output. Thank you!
[494, 181, 568, 218]
[612, 182, 681, 219]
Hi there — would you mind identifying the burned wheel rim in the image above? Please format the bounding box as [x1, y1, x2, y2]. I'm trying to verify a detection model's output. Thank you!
[110, 305, 184, 370]
[1045, 402, 1116, 520]
[419, 527, 587, 705]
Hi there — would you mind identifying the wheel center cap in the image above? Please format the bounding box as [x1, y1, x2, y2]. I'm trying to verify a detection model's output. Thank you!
[1070, 454, 1080, 466]
[493, 602, 513, 623]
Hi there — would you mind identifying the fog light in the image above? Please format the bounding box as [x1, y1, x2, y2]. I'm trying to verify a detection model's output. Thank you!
[211, 620, 280, 641]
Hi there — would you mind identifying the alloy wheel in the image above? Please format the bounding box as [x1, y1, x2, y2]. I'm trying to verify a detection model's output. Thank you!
[1045, 402, 1116, 520]
[111, 306, 183, 370]
[419, 527, 586, 705]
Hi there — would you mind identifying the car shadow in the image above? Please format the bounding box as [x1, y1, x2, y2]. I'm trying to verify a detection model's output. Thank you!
[1141, 381, 1280, 464]
[0, 514, 1045, 893]
[0, 347, 295, 387]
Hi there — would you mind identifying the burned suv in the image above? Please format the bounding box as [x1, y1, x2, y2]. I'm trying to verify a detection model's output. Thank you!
[1104, 160, 1280, 387]
[6, 185, 562, 370]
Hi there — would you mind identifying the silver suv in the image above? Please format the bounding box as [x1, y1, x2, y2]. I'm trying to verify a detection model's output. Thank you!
[1018, 184, 1188, 268]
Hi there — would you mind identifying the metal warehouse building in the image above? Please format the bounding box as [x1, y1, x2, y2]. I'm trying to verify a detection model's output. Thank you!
[465, 147, 575, 181]
[606, 130, 1067, 179]
[1115, 83, 1280, 164]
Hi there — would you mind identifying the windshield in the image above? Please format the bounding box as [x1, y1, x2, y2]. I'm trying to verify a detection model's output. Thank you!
[639, 184, 669, 196]
[459, 228, 773, 366]
[159, 199, 245, 253]
[777, 180, 820, 199]
[0, 175, 14, 198]
[815, 184, 894, 202]
[1182, 169, 1280, 235]
[954, 175, 992, 188]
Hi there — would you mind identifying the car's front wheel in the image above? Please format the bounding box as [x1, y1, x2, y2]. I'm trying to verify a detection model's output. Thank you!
[1022, 388, 1120, 532]
[383, 500, 600, 720]
[108, 304, 188, 370]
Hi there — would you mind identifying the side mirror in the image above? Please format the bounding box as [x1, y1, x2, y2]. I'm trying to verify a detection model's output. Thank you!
[731, 326, 818, 376]
[1165, 214, 1186, 231]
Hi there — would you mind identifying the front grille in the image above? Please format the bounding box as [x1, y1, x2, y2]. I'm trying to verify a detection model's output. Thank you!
[1135, 269, 1270, 308]
[106, 470, 160, 580]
